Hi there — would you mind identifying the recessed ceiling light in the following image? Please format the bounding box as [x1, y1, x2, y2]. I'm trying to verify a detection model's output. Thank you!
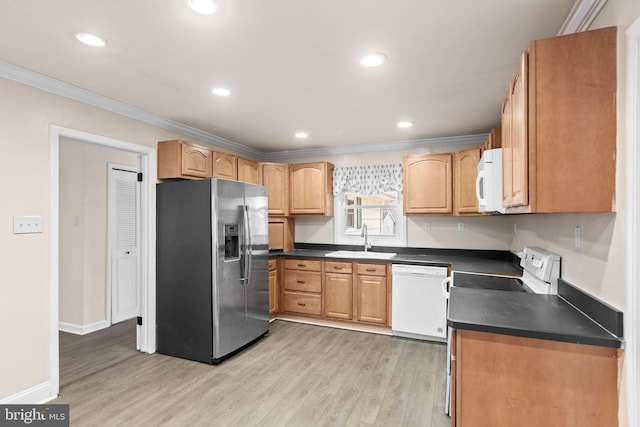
[295, 132, 308, 139]
[212, 87, 231, 97]
[397, 121, 414, 128]
[75, 32, 106, 47]
[361, 53, 387, 67]
[188, 0, 217, 14]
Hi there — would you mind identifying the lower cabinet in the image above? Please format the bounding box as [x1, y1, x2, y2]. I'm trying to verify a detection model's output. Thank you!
[355, 263, 388, 325]
[282, 259, 322, 316]
[279, 258, 390, 327]
[324, 261, 353, 320]
[268, 259, 278, 317]
[453, 329, 620, 427]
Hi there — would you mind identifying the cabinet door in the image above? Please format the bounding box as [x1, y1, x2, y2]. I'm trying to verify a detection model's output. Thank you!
[356, 274, 387, 324]
[403, 154, 452, 214]
[454, 147, 482, 215]
[213, 152, 237, 180]
[268, 217, 295, 251]
[324, 273, 353, 320]
[484, 128, 502, 151]
[237, 158, 259, 184]
[260, 163, 289, 216]
[503, 52, 529, 208]
[181, 143, 212, 178]
[289, 162, 334, 215]
[269, 267, 278, 315]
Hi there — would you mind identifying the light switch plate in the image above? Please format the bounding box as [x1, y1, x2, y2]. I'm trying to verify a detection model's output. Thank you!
[13, 216, 43, 234]
[457, 222, 465, 232]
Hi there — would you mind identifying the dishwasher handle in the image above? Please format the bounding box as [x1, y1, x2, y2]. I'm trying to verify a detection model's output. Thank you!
[441, 276, 451, 299]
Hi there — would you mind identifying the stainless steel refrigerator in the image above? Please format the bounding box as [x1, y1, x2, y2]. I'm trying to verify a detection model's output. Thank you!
[156, 178, 269, 364]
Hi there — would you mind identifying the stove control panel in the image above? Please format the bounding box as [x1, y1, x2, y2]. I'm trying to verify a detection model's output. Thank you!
[519, 246, 561, 284]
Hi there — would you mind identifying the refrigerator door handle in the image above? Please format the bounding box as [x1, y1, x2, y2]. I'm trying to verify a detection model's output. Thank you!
[240, 205, 251, 285]
[243, 205, 252, 285]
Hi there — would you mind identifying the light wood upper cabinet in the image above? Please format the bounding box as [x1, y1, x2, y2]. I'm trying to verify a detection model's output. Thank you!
[212, 151, 237, 180]
[260, 162, 289, 216]
[502, 27, 616, 213]
[454, 147, 483, 215]
[484, 127, 501, 151]
[502, 52, 528, 208]
[157, 140, 212, 179]
[403, 153, 453, 214]
[237, 157, 260, 184]
[289, 162, 335, 216]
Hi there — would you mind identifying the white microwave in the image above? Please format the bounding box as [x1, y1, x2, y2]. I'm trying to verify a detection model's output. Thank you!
[475, 148, 505, 213]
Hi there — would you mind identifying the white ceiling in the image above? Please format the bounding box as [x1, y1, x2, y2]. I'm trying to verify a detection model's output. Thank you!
[0, 0, 578, 154]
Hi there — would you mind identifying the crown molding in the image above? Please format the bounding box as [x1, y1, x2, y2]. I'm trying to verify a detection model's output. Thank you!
[263, 133, 488, 162]
[0, 59, 263, 159]
[0, 59, 489, 161]
[557, 0, 608, 35]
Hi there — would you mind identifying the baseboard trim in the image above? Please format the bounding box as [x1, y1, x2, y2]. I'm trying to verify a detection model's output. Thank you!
[0, 382, 56, 404]
[59, 320, 110, 335]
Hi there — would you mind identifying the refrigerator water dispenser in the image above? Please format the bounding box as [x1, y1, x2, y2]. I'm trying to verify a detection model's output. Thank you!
[224, 224, 239, 259]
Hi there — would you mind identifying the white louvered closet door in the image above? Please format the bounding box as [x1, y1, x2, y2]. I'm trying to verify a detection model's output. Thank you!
[108, 165, 140, 324]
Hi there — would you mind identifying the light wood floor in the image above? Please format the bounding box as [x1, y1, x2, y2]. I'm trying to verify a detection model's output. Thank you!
[55, 320, 450, 427]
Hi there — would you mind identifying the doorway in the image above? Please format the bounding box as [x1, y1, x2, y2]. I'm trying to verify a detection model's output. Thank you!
[49, 125, 156, 399]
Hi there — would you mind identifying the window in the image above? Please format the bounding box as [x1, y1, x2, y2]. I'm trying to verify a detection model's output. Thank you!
[333, 163, 405, 247]
[344, 192, 398, 236]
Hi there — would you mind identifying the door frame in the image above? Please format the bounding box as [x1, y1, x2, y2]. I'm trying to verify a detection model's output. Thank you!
[49, 125, 156, 398]
[106, 162, 141, 328]
[626, 18, 640, 427]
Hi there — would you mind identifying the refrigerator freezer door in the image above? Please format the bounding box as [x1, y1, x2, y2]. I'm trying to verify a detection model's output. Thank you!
[212, 179, 247, 359]
[244, 183, 270, 343]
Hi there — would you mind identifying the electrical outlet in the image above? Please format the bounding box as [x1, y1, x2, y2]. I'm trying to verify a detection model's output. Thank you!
[13, 216, 43, 234]
[424, 222, 431, 231]
[73, 216, 80, 226]
[457, 222, 465, 232]
[326, 218, 333, 229]
[574, 226, 581, 248]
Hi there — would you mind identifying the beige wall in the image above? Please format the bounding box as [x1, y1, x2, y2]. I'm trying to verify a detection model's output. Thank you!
[0, 77, 244, 400]
[59, 138, 138, 328]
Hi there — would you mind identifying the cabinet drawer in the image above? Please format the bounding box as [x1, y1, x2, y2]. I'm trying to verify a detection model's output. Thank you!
[325, 261, 353, 274]
[356, 263, 387, 276]
[283, 291, 322, 316]
[283, 271, 322, 292]
[284, 259, 322, 272]
[268, 259, 277, 271]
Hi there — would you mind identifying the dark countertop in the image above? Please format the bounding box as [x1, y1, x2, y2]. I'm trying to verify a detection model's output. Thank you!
[271, 246, 523, 277]
[447, 287, 622, 348]
[271, 244, 622, 348]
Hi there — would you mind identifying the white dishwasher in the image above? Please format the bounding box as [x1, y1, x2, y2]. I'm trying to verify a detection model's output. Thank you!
[391, 264, 448, 342]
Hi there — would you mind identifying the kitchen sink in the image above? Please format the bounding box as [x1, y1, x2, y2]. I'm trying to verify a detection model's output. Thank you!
[325, 250, 397, 259]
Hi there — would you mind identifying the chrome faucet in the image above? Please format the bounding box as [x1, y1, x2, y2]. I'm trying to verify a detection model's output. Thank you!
[361, 224, 372, 252]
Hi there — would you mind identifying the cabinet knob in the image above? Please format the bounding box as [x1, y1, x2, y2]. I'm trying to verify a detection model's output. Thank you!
[366, 268, 376, 272]
[334, 266, 343, 270]
[297, 264, 306, 268]
[296, 280, 305, 284]
[297, 303, 306, 307]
